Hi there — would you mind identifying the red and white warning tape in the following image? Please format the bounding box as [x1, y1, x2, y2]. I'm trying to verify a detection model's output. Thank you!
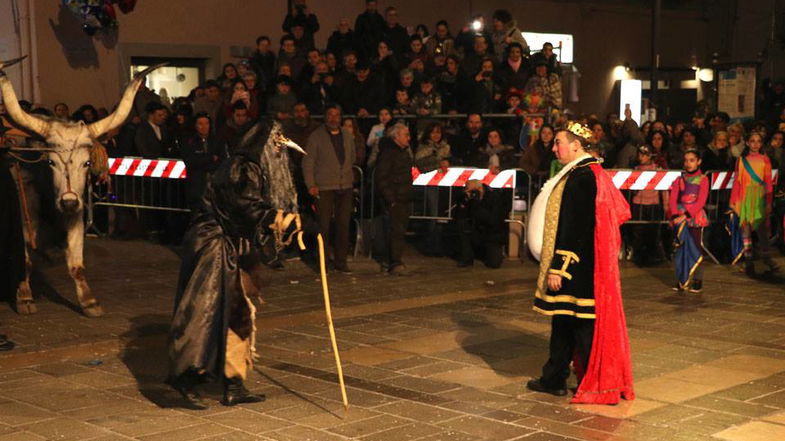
[710, 170, 779, 190]
[411, 167, 515, 188]
[107, 157, 778, 191]
[108, 158, 186, 179]
[605, 170, 681, 191]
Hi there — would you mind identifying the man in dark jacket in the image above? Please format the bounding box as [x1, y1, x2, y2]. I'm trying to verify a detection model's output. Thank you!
[375, 122, 414, 276]
[282, 0, 319, 51]
[354, 0, 385, 61]
[381, 7, 410, 61]
[249, 36, 276, 92]
[449, 113, 487, 164]
[339, 63, 384, 117]
[457, 180, 505, 268]
[135, 102, 173, 159]
[181, 114, 226, 213]
[302, 105, 357, 273]
[327, 18, 357, 58]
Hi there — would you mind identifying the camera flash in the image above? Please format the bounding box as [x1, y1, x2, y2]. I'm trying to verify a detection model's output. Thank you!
[471, 20, 482, 31]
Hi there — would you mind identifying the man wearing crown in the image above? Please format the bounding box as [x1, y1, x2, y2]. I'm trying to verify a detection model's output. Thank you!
[525, 122, 635, 405]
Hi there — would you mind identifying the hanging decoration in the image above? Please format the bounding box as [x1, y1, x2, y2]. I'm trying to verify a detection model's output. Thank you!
[61, 0, 137, 36]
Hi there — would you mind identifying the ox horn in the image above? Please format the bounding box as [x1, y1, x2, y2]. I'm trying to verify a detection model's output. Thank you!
[0, 55, 50, 136]
[88, 63, 168, 138]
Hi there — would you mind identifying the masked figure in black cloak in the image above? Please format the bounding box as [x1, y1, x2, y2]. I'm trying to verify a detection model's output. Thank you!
[167, 118, 305, 409]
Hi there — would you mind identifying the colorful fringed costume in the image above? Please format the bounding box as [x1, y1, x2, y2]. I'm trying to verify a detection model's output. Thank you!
[729, 152, 773, 265]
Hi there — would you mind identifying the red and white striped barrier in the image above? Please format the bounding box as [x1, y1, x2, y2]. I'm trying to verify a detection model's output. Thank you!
[411, 167, 515, 188]
[606, 170, 681, 190]
[108, 158, 186, 179]
[710, 170, 779, 190]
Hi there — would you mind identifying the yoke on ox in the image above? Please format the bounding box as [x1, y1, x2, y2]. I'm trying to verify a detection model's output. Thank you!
[0, 57, 163, 317]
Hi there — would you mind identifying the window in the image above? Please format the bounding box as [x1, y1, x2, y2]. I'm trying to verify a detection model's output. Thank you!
[130, 57, 205, 100]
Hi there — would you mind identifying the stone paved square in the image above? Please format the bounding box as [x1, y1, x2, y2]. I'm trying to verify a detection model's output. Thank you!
[1, 238, 785, 440]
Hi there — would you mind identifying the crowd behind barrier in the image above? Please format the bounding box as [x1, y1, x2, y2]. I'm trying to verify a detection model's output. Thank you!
[86, 151, 779, 264]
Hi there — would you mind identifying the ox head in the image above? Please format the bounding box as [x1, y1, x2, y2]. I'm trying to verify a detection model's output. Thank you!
[0, 57, 165, 214]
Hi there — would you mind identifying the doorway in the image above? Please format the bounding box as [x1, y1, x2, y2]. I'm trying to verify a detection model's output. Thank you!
[130, 57, 205, 103]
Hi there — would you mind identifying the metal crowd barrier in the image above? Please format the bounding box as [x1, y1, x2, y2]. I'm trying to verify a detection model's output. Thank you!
[88, 158, 368, 252]
[89, 155, 778, 265]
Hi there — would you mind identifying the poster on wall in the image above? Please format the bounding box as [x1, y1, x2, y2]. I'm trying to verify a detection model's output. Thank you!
[717, 66, 757, 121]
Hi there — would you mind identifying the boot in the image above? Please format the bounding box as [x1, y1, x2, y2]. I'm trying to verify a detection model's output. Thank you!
[688, 280, 703, 294]
[221, 377, 266, 406]
[763, 257, 780, 273]
[744, 259, 756, 277]
[0, 336, 14, 351]
[166, 371, 207, 410]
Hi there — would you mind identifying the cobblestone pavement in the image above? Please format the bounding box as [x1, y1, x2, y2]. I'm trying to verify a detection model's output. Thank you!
[1, 238, 785, 440]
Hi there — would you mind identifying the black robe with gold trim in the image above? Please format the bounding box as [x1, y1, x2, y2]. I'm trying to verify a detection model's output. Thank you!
[534, 157, 597, 319]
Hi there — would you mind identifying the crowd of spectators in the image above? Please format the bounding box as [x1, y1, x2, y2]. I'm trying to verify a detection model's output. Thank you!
[3, 0, 785, 269]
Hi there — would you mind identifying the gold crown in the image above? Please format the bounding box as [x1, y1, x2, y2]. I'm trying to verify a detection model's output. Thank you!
[566, 121, 593, 141]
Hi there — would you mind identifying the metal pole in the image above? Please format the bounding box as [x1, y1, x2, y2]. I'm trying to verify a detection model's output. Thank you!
[651, 0, 661, 113]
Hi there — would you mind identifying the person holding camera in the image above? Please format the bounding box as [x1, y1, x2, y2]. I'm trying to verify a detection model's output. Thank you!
[456, 180, 506, 268]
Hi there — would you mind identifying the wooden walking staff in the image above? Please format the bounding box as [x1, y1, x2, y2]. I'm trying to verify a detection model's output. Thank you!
[298, 231, 349, 409]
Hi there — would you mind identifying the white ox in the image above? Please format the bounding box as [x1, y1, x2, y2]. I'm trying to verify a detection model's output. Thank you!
[0, 57, 163, 317]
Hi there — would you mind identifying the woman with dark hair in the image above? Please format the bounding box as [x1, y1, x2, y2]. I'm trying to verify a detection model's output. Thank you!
[468, 57, 501, 114]
[646, 129, 671, 169]
[668, 127, 700, 169]
[169, 105, 194, 149]
[342, 117, 366, 166]
[72, 104, 98, 123]
[415, 24, 430, 45]
[224, 79, 259, 121]
[415, 122, 451, 172]
[519, 124, 555, 178]
[371, 40, 400, 104]
[218, 63, 239, 86]
[425, 20, 455, 59]
[436, 54, 464, 113]
[640, 121, 652, 139]
[415, 122, 451, 255]
[477, 128, 515, 171]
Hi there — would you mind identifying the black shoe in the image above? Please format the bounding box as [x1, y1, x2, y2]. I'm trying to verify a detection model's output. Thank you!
[526, 378, 567, 397]
[457, 260, 474, 268]
[389, 264, 411, 277]
[167, 374, 207, 410]
[0, 337, 14, 352]
[764, 257, 780, 273]
[745, 261, 756, 277]
[221, 377, 266, 406]
[334, 264, 353, 275]
[671, 283, 684, 292]
[688, 280, 702, 293]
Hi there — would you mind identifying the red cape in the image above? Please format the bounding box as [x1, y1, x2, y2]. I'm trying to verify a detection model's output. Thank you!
[571, 163, 635, 404]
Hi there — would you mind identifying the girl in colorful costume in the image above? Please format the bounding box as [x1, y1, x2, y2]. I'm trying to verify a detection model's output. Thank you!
[669, 149, 709, 293]
[729, 132, 778, 274]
